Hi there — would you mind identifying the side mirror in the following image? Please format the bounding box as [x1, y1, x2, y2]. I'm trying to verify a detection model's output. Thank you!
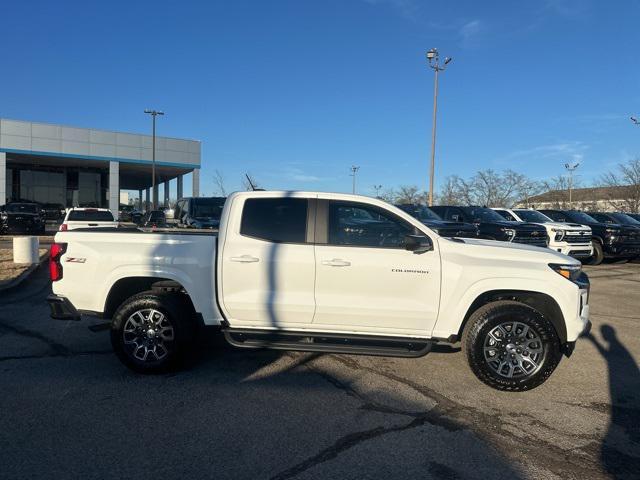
[404, 234, 433, 254]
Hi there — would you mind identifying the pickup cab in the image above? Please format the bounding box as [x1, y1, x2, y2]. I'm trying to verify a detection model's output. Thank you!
[492, 208, 592, 260]
[47, 191, 591, 391]
[59, 208, 118, 231]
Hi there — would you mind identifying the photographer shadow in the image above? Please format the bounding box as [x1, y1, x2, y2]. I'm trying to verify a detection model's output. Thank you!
[586, 325, 640, 477]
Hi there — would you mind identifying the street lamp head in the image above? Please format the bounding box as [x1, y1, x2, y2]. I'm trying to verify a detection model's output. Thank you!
[426, 48, 437, 59]
[632, 116, 639, 124]
[444, 57, 452, 65]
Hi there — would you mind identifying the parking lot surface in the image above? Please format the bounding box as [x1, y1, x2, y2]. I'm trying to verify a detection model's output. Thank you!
[0, 263, 638, 479]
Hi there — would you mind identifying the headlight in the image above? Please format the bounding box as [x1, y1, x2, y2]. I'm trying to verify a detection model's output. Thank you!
[549, 263, 582, 282]
[501, 228, 516, 239]
[551, 228, 566, 242]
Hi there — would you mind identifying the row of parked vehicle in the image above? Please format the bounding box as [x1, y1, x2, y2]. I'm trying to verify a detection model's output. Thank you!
[396, 204, 640, 265]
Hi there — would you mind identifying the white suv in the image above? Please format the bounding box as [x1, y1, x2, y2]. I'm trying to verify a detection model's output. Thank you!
[493, 208, 593, 259]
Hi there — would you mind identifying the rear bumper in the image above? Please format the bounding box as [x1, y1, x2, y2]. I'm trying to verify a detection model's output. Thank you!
[47, 294, 81, 320]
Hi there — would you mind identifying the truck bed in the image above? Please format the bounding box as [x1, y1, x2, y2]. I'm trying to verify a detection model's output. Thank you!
[52, 229, 222, 324]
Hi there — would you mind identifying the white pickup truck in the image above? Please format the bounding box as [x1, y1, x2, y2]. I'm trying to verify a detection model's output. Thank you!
[59, 208, 119, 231]
[47, 191, 591, 391]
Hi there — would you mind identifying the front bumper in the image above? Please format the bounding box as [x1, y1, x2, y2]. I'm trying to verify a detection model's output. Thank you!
[47, 294, 81, 320]
[553, 244, 593, 258]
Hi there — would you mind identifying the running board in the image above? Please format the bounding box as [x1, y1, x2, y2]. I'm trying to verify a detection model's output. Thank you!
[222, 328, 433, 358]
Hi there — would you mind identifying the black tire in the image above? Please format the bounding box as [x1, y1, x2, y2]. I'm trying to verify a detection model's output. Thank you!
[586, 240, 604, 265]
[462, 300, 562, 392]
[111, 291, 196, 373]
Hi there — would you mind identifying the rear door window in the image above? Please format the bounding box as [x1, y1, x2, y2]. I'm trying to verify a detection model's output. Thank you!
[240, 198, 308, 243]
[68, 210, 115, 222]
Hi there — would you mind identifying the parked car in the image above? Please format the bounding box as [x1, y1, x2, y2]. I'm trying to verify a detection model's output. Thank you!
[587, 211, 640, 230]
[119, 204, 143, 224]
[47, 191, 591, 391]
[538, 209, 640, 265]
[396, 204, 479, 238]
[430, 206, 548, 247]
[41, 203, 66, 221]
[59, 208, 118, 231]
[174, 197, 226, 229]
[627, 213, 640, 222]
[492, 208, 592, 259]
[138, 210, 167, 229]
[158, 205, 175, 220]
[0, 202, 46, 234]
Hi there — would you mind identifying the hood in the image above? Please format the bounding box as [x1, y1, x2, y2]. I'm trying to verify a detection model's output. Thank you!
[422, 219, 475, 229]
[542, 222, 591, 231]
[441, 237, 579, 264]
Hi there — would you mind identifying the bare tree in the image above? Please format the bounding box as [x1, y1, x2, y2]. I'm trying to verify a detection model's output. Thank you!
[394, 185, 427, 205]
[462, 169, 533, 207]
[212, 170, 227, 196]
[540, 175, 579, 209]
[438, 175, 467, 205]
[598, 158, 640, 212]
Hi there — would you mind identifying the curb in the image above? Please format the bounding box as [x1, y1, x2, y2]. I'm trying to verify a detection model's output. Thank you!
[0, 252, 49, 292]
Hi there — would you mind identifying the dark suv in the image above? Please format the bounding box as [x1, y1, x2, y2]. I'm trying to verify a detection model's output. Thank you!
[174, 197, 226, 229]
[430, 206, 548, 247]
[395, 204, 479, 238]
[539, 209, 640, 264]
[0, 202, 46, 234]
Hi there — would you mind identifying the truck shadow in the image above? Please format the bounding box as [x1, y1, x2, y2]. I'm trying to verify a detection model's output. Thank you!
[585, 325, 640, 477]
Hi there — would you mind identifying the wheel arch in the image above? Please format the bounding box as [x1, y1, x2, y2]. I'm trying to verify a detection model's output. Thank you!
[458, 290, 567, 345]
[103, 277, 197, 321]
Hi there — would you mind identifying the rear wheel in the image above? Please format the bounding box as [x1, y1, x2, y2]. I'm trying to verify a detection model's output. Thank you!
[462, 301, 562, 391]
[111, 292, 196, 373]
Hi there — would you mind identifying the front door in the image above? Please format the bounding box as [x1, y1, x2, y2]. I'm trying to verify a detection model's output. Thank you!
[313, 200, 441, 336]
[220, 196, 316, 328]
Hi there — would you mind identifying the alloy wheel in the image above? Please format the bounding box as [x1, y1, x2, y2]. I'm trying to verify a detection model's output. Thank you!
[123, 309, 175, 362]
[483, 321, 544, 379]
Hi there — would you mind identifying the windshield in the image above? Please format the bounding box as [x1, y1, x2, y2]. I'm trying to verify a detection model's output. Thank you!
[462, 207, 506, 223]
[397, 205, 441, 221]
[6, 203, 38, 214]
[567, 211, 599, 224]
[514, 210, 552, 223]
[610, 213, 640, 225]
[192, 198, 226, 219]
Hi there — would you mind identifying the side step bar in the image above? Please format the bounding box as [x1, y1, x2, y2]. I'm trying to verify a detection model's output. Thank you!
[222, 328, 433, 358]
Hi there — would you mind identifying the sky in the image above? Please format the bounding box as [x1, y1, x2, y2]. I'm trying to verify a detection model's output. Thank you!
[1, 0, 640, 198]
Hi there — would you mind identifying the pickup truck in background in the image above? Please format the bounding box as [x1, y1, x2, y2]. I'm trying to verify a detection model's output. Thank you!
[395, 204, 479, 239]
[0, 202, 46, 234]
[59, 208, 119, 231]
[539, 209, 640, 265]
[430, 206, 549, 248]
[492, 208, 593, 260]
[47, 192, 591, 391]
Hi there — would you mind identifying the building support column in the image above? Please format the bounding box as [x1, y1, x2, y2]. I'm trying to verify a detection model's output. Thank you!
[138, 189, 143, 210]
[192, 169, 200, 198]
[108, 161, 119, 217]
[153, 184, 159, 209]
[177, 174, 183, 200]
[145, 188, 150, 212]
[164, 180, 170, 206]
[0, 152, 6, 206]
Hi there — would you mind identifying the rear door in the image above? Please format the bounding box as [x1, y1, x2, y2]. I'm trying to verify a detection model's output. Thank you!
[220, 195, 316, 327]
[312, 200, 441, 335]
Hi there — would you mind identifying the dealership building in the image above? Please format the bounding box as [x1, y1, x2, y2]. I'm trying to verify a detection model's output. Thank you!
[0, 118, 201, 215]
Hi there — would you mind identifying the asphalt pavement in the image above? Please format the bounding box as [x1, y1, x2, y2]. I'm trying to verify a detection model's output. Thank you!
[0, 263, 638, 479]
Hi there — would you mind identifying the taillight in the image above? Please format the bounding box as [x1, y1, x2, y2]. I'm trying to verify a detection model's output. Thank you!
[49, 243, 67, 282]
[59, 224, 68, 231]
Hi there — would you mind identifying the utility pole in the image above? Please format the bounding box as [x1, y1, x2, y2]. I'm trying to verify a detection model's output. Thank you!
[144, 109, 164, 210]
[350, 165, 360, 194]
[564, 162, 580, 209]
[373, 184, 383, 198]
[426, 48, 452, 207]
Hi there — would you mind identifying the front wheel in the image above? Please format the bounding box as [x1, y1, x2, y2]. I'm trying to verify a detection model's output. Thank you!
[111, 292, 195, 373]
[462, 300, 561, 391]
[586, 240, 604, 265]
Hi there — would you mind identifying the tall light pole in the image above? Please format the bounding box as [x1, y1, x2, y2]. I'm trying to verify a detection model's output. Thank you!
[564, 162, 580, 208]
[426, 48, 452, 206]
[373, 184, 383, 198]
[144, 109, 164, 210]
[350, 165, 360, 194]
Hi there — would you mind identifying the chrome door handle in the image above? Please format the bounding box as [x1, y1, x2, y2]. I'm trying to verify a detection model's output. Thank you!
[322, 258, 351, 267]
[230, 255, 260, 263]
